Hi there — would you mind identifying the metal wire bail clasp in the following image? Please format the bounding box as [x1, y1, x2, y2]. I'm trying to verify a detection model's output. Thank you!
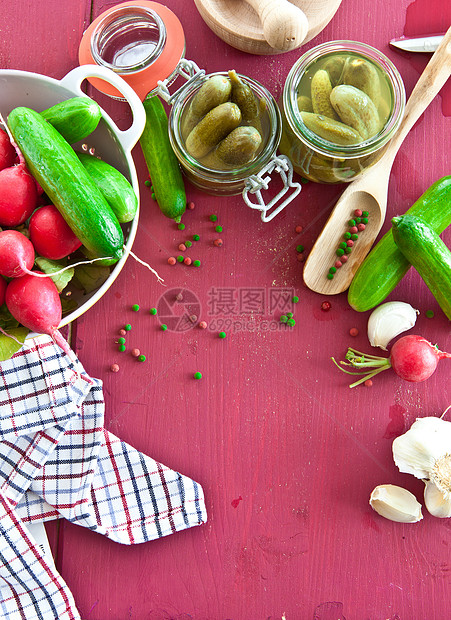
[242, 155, 302, 222]
[155, 59, 205, 104]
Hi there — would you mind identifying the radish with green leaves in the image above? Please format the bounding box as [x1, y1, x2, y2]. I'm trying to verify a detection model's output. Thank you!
[0, 163, 38, 226]
[0, 129, 16, 170]
[29, 205, 82, 260]
[0, 230, 35, 278]
[5, 272, 71, 355]
[0, 276, 6, 306]
[332, 335, 451, 387]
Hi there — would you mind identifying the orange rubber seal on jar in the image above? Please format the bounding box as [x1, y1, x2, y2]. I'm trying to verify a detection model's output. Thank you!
[79, 1, 185, 100]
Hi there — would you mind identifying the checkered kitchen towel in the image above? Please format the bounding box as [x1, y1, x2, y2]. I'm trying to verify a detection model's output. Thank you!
[0, 334, 207, 619]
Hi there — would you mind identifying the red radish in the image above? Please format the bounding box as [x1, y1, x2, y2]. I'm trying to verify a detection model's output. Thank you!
[29, 205, 82, 260]
[0, 163, 38, 226]
[390, 335, 450, 382]
[0, 129, 16, 171]
[332, 334, 451, 388]
[0, 276, 6, 306]
[0, 230, 35, 278]
[5, 272, 71, 356]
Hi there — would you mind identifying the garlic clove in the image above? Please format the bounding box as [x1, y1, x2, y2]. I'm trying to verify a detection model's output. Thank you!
[424, 480, 451, 518]
[367, 301, 419, 350]
[392, 416, 451, 481]
[369, 484, 423, 523]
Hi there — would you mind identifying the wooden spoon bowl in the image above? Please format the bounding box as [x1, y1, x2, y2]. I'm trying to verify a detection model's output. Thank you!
[303, 25, 451, 295]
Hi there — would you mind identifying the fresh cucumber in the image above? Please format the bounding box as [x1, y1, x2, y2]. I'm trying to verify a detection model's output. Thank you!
[77, 151, 138, 223]
[348, 175, 451, 311]
[8, 106, 124, 261]
[140, 96, 186, 222]
[40, 97, 102, 144]
[392, 215, 451, 320]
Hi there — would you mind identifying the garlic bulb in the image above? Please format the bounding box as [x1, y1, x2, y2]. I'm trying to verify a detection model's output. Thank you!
[424, 480, 451, 518]
[393, 416, 451, 497]
[367, 301, 419, 350]
[369, 484, 423, 523]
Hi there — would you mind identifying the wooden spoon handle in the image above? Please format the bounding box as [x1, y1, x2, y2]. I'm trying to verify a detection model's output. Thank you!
[244, 0, 309, 51]
[384, 25, 451, 158]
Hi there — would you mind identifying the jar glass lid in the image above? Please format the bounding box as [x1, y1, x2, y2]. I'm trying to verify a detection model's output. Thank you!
[79, 1, 185, 100]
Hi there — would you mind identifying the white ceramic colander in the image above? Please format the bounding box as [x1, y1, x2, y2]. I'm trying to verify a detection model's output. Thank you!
[0, 64, 146, 328]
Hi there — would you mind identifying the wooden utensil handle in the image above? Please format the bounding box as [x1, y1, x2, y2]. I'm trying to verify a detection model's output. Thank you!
[244, 0, 309, 51]
[385, 25, 451, 158]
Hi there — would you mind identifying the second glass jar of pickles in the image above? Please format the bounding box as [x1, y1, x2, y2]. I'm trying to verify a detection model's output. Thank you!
[278, 40, 405, 183]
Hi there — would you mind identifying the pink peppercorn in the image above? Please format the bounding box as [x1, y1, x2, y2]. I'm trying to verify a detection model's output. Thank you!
[349, 226, 358, 234]
[199, 321, 207, 329]
[178, 243, 187, 251]
[341, 255, 348, 263]
[110, 363, 120, 373]
[297, 253, 305, 262]
[187, 201, 195, 210]
[354, 209, 362, 217]
[357, 223, 366, 231]
[321, 301, 331, 312]
[364, 379, 373, 387]
[168, 256, 176, 265]
[346, 239, 354, 247]
[131, 348, 141, 357]
[214, 238, 223, 247]
[184, 257, 192, 265]
[119, 329, 127, 337]
[335, 260, 343, 268]
[349, 327, 359, 337]
[295, 225, 303, 233]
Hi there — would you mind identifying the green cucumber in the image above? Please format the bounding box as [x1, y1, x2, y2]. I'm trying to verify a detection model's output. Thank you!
[140, 96, 186, 222]
[77, 151, 138, 223]
[348, 175, 451, 311]
[40, 97, 102, 144]
[8, 106, 124, 261]
[392, 215, 451, 320]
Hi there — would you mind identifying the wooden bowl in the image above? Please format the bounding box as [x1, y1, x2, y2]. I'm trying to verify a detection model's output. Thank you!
[194, 0, 343, 55]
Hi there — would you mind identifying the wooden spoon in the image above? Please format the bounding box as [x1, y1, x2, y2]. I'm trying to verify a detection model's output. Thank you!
[303, 25, 451, 295]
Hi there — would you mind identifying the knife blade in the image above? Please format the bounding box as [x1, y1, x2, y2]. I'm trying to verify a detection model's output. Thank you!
[390, 33, 444, 53]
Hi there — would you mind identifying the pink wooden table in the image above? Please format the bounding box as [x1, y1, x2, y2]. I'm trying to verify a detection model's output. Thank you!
[2, 0, 451, 618]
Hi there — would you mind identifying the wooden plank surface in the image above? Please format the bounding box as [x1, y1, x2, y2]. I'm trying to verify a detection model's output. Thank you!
[1, 0, 451, 618]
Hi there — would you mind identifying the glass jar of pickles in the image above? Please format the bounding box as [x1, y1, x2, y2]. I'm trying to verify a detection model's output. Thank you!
[278, 41, 405, 183]
[168, 71, 280, 195]
[166, 70, 302, 221]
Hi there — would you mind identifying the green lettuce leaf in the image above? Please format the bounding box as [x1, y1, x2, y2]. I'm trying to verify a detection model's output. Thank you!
[35, 257, 74, 293]
[0, 304, 19, 331]
[73, 264, 110, 294]
[0, 327, 29, 361]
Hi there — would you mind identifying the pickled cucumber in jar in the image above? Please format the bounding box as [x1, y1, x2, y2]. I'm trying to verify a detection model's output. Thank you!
[182, 75, 232, 137]
[180, 71, 270, 171]
[296, 50, 393, 147]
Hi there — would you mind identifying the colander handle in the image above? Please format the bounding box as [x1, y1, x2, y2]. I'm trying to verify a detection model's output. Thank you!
[59, 65, 146, 152]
